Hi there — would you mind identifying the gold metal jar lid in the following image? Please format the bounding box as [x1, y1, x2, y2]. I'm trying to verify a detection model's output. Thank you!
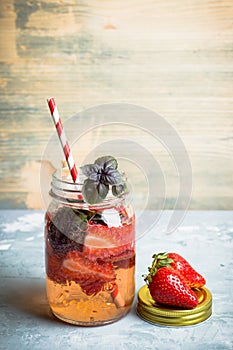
[137, 285, 212, 327]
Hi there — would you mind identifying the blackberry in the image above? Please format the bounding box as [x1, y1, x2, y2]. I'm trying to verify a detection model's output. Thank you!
[48, 207, 88, 254]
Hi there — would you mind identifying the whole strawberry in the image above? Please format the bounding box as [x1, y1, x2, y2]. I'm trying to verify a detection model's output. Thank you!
[153, 252, 206, 288]
[144, 266, 198, 309]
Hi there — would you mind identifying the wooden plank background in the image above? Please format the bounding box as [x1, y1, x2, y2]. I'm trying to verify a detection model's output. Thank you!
[0, 0, 232, 210]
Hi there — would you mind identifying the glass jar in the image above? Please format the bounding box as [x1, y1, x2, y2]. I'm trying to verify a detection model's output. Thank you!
[44, 168, 135, 326]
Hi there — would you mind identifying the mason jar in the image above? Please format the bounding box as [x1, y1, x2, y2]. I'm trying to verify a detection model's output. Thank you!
[44, 167, 135, 326]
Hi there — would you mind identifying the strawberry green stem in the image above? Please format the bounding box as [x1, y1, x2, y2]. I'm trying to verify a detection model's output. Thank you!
[143, 252, 174, 284]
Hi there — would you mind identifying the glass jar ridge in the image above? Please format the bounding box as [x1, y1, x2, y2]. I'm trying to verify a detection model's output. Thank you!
[50, 167, 132, 209]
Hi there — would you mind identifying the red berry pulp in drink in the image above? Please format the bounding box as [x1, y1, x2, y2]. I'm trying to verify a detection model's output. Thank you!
[45, 206, 135, 325]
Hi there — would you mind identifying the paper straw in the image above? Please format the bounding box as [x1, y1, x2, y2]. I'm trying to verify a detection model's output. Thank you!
[47, 97, 78, 183]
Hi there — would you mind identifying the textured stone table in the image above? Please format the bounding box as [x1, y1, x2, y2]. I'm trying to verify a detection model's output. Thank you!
[0, 210, 232, 350]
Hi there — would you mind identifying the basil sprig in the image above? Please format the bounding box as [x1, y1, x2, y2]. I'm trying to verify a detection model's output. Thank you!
[80, 156, 125, 204]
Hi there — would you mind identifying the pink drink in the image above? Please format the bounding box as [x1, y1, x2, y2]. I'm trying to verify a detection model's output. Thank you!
[45, 176, 135, 325]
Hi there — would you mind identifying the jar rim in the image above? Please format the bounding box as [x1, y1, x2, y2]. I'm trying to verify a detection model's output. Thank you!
[50, 167, 131, 209]
[52, 167, 85, 185]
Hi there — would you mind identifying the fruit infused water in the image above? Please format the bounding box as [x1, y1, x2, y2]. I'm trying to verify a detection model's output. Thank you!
[44, 165, 135, 326]
[46, 100, 135, 325]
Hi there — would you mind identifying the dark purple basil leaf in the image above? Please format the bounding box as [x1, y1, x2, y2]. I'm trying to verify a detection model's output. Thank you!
[97, 182, 109, 199]
[101, 169, 123, 185]
[112, 184, 125, 196]
[80, 163, 101, 180]
[51, 206, 87, 236]
[48, 207, 88, 253]
[89, 172, 101, 182]
[94, 155, 116, 168]
[82, 179, 102, 204]
[104, 157, 118, 171]
[81, 156, 123, 204]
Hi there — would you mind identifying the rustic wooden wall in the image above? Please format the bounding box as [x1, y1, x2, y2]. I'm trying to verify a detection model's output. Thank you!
[0, 0, 232, 210]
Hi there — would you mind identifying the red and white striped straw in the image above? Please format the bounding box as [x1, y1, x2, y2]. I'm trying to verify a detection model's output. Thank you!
[47, 97, 78, 183]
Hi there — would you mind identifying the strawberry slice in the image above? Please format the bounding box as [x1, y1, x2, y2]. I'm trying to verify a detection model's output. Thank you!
[83, 222, 135, 262]
[60, 250, 116, 295]
[111, 252, 136, 269]
[46, 250, 66, 284]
